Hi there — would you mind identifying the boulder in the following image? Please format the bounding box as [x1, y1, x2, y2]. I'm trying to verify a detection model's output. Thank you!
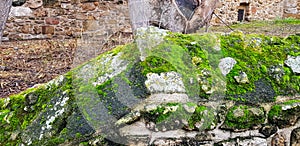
[0, 29, 299, 145]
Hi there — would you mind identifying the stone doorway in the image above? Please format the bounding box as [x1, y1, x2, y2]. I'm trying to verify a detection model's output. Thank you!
[237, 2, 250, 22]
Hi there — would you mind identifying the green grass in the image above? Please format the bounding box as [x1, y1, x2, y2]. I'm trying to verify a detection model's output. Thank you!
[208, 19, 300, 37]
[274, 18, 300, 25]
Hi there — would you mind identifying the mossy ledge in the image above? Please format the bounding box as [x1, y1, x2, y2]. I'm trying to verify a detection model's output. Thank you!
[0, 29, 299, 145]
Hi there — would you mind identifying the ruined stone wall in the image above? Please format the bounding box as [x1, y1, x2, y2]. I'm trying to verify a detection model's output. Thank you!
[3, 0, 131, 41]
[3, 0, 299, 41]
[283, 0, 300, 18]
[211, 0, 285, 25]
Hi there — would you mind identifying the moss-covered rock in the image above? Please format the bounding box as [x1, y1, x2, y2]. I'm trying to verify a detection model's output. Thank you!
[268, 100, 300, 128]
[0, 27, 299, 145]
[222, 105, 265, 130]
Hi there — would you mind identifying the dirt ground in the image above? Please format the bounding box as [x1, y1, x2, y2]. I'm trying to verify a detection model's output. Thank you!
[0, 22, 299, 98]
[0, 31, 133, 98]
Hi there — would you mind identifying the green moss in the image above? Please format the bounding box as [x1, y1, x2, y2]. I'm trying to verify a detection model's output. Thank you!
[80, 141, 89, 146]
[140, 56, 176, 75]
[0, 72, 74, 145]
[75, 133, 82, 138]
[274, 18, 300, 24]
[45, 137, 65, 145]
[221, 32, 300, 101]
[224, 105, 265, 129]
[268, 105, 282, 120]
[283, 99, 300, 105]
[146, 103, 191, 130]
[188, 105, 216, 130]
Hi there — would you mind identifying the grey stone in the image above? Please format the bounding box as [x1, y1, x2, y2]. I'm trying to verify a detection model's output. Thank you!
[218, 137, 267, 146]
[145, 71, 186, 94]
[234, 71, 249, 84]
[285, 55, 300, 74]
[9, 7, 33, 17]
[218, 57, 237, 76]
[284, 8, 298, 14]
[269, 65, 285, 82]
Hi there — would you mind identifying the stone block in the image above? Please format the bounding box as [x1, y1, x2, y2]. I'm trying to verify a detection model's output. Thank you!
[10, 7, 33, 17]
[81, 2, 96, 11]
[21, 25, 31, 33]
[41, 26, 55, 34]
[33, 25, 42, 34]
[25, 0, 43, 9]
[33, 8, 48, 17]
[45, 17, 60, 25]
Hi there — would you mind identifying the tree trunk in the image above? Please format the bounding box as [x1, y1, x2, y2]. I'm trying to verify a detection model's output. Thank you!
[0, 0, 12, 43]
[128, 0, 219, 33]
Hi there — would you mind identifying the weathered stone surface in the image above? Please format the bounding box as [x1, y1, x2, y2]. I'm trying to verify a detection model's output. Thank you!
[45, 17, 60, 25]
[25, 0, 43, 9]
[285, 55, 300, 74]
[218, 57, 237, 76]
[218, 137, 267, 146]
[81, 2, 96, 11]
[41, 26, 55, 34]
[145, 72, 186, 94]
[9, 7, 33, 17]
[234, 71, 249, 84]
[0, 31, 299, 145]
[20, 24, 31, 33]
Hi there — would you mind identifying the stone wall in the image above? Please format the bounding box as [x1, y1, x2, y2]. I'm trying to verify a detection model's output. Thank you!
[3, 0, 131, 41]
[212, 0, 300, 25]
[283, 0, 300, 18]
[3, 0, 299, 41]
